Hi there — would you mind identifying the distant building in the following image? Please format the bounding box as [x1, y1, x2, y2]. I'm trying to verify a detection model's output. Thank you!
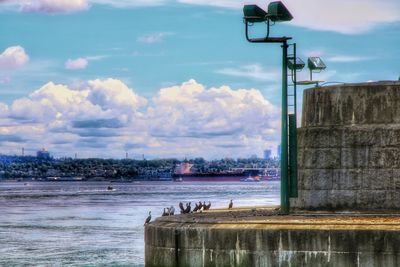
[263, 149, 272, 160]
[277, 144, 281, 160]
[37, 148, 51, 160]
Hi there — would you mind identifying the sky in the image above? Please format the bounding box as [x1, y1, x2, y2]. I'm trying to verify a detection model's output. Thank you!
[0, 0, 399, 159]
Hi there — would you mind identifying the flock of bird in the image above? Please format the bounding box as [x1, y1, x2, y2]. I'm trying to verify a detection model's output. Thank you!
[162, 206, 175, 216]
[144, 199, 233, 225]
[178, 201, 212, 214]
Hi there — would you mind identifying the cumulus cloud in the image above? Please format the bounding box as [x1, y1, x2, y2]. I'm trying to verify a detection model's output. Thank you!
[0, 79, 280, 158]
[65, 58, 88, 70]
[20, 0, 89, 14]
[0, 46, 29, 70]
[149, 79, 279, 138]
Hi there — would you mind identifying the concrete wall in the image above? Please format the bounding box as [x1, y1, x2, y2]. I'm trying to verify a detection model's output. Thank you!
[291, 81, 400, 210]
[145, 221, 400, 267]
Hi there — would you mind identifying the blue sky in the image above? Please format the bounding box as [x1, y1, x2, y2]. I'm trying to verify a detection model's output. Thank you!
[0, 0, 399, 159]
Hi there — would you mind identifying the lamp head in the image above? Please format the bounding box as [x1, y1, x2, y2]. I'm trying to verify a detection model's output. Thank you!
[288, 57, 305, 71]
[243, 5, 268, 23]
[308, 57, 326, 71]
[267, 1, 293, 22]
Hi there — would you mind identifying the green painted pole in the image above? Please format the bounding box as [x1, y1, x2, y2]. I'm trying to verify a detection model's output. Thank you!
[289, 43, 298, 198]
[289, 114, 298, 197]
[281, 41, 289, 214]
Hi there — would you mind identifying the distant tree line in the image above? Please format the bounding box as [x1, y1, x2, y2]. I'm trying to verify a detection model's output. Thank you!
[0, 155, 279, 180]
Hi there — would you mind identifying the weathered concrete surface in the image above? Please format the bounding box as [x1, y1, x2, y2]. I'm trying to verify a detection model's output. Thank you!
[145, 209, 400, 267]
[291, 81, 400, 210]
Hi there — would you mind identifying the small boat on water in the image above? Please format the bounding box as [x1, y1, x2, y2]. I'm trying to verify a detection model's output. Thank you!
[240, 176, 261, 182]
[107, 186, 115, 191]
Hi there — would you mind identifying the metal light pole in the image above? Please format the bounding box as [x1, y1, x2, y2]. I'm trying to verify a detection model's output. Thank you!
[243, 2, 296, 214]
[281, 41, 289, 214]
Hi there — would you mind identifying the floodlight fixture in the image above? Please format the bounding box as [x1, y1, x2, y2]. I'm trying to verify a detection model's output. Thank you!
[308, 57, 326, 71]
[288, 57, 305, 71]
[243, 5, 268, 23]
[267, 1, 293, 22]
[307, 56, 327, 82]
[242, 1, 296, 215]
[243, 1, 293, 41]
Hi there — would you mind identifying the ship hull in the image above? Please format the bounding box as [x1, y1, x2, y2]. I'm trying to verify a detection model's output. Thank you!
[172, 174, 280, 182]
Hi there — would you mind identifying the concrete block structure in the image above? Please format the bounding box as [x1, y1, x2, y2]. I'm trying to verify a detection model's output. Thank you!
[291, 81, 400, 210]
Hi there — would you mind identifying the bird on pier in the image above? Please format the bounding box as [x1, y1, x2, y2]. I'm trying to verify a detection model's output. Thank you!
[169, 206, 175, 216]
[193, 202, 200, 212]
[179, 202, 185, 214]
[184, 202, 191, 214]
[228, 199, 233, 209]
[144, 211, 151, 225]
[198, 201, 203, 210]
[204, 201, 211, 210]
[162, 208, 169, 216]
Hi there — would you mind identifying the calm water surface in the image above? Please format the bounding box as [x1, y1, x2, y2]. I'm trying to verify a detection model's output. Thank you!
[0, 181, 280, 266]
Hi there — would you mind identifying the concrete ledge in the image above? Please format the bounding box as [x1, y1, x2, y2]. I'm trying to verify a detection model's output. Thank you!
[145, 209, 400, 267]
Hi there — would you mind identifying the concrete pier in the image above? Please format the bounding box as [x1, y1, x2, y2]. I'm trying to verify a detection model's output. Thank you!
[145, 208, 400, 267]
[145, 81, 400, 266]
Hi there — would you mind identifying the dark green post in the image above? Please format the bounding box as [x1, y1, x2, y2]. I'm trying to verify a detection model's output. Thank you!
[289, 114, 298, 197]
[289, 42, 298, 198]
[281, 41, 289, 214]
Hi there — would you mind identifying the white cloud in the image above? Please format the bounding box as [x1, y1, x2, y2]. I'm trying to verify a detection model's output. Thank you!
[87, 78, 148, 114]
[327, 55, 374, 63]
[149, 79, 279, 138]
[85, 55, 108, 61]
[180, 0, 400, 34]
[303, 49, 374, 63]
[21, 0, 89, 14]
[0, 79, 280, 159]
[2, 0, 398, 34]
[137, 32, 173, 44]
[64, 55, 108, 70]
[216, 64, 280, 81]
[100, 0, 400, 34]
[285, 0, 400, 34]
[90, 0, 166, 8]
[65, 58, 88, 70]
[0, 46, 29, 70]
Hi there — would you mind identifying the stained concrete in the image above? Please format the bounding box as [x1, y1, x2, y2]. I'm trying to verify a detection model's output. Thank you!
[145, 208, 400, 267]
[291, 81, 400, 210]
[145, 81, 400, 267]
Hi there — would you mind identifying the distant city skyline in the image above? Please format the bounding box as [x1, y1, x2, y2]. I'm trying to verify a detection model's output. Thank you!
[0, 0, 399, 159]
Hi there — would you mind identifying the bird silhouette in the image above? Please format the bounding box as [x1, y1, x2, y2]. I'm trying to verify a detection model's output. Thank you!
[193, 202, 200, 212]
[184, 202, 191, 214]
[162, 208, 169, 216]
[204, 201, 211, 210]
[144, 211, 151, 225]
[228, 199, 233, 209]
[198, 201, 203, 210]
[169, 206, 175, 216]
[179, 202, 185, 214]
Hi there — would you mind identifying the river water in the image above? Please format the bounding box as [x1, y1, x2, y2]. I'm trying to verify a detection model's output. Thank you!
[0, 181, 280, 266]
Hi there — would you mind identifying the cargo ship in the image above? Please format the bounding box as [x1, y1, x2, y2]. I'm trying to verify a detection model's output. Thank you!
[172, 163, 280, 182]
